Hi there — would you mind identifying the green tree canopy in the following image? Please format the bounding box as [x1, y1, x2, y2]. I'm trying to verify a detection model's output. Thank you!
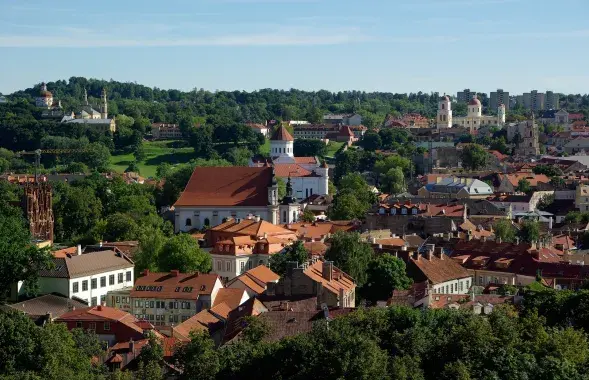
[158, 233, 211, 273]
[325, 231, 373, 286]
[362, 255, 412, 303]
[460, 144, 488, 171]
[493, 219, 517, 243]
[269, 240, 309, 276]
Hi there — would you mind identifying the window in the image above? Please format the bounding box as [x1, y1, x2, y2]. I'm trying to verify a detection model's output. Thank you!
[248, 260, 253, 270]
[185, 218, 192, 227]
[204, 218, 210, 226]
[91, 297, 98, 306]
[217, 261, 222, 271]
[149, 301, 155, 308]
[82, 280, 88, 291]
[88, 322, 96, 330]
[169, 301, 174, 309]
[104, 322, 110, 331]
[91, 279, 97, 289]
[226, 261, 231, 272]
[109, 275, 115, 286]
[240, 261, 245, 272]
[135, 300, 140, 308]
[116, 296, 120, 303]
[76, 322, 83, 328]
[100, 295, 106, 305]
[73, 282, 79, 293]
[126, 271, 131, 282]
[100, 276, 106, 288]
[174, 302, 179, 309]
[118, 273, 123, 284]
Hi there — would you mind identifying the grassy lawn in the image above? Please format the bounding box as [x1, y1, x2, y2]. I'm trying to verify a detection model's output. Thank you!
[260, 138, 270, 155]
[325, 141, 344, 157]
[110, 140, 195, 178]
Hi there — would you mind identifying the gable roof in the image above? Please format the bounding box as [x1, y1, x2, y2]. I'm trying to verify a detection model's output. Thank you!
[4, 294, 87, 321]
[303, 260, 356, 295]
[270, 126, 294, 141]
[226, 265, 280, 295]
[131, 271, 220, 300]
[409, 254, 470, 285]
[273, 163, 315, 178]
[173, 309, 223, 341]
[57, 305, 145, 335]
[39, 250, 133, 279]
[174, 167, 273, 207]
[212, 288, 248, 310]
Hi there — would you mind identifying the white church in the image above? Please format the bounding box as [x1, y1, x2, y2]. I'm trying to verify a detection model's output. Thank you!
[437, 94, 506, 131]
[250, 126, 329, 199]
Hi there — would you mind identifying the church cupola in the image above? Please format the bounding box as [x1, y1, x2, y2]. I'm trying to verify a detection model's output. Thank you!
[279, 176, 300, 224]
[436, 94, 452, 129]
[270, 125, 295, 162]
[467, 95, 482, 117]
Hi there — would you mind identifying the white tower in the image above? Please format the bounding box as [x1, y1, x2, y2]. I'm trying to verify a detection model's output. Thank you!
[498, 104, 506, 124]
[436, 95, 452, 129]
[268, 169, 279, 224]
[467, 95, 482, 118]
[316, 161, 329, 195]
[269, 126, 295, 163]
[100, 88, 108, 119]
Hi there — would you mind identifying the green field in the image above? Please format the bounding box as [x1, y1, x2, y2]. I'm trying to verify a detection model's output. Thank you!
[325, 141, 344, 157]
[110, 140, 195, 178]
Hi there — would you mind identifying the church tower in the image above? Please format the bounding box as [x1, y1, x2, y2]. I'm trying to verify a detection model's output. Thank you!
[268, 169, 279, 224]
[316, 161, 330, 195]
[436, 95, 452, 129]
[100, 88, 108, 119]
[84, 88, 88, 106]
[279, 177, 301, 224]
[269, 126, 295, 163]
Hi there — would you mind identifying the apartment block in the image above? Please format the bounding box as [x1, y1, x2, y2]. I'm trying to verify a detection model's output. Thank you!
[457, 89, 476, 103]
[489, 89, 510, 111]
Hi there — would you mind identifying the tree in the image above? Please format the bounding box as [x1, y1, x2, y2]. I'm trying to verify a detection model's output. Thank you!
[269, 241, 309, 276]
[155, 162, 173, 179]
[125, 161, 140, 173]
[329, 192, 368, 220]
[0, 207, 53, 300]
[158, 233, 211, 273]
[517, 178, 532, 193]
[325, 231, 373, 286]
[493, 219, 517, 243]
[134, 227, 168, 273]
[381, 166, 405, 194]
[174, 330, 220, 380]
[83, 142, 111, 172]
[362, 255, 412, 303]
[224, 147, 252, 166]
[461, 144, 488, 171]
[276, 177, 287, 200]
[134, 141, 147, 162]
[360, 131, 382, 152]
[293, 139, 327, 157]
[301, 208, 315, 223]
[520, 220, 540, 243]
[66, 161, 89, 174]
[489, 137, 509, 154]
[53, 184, 103, 243]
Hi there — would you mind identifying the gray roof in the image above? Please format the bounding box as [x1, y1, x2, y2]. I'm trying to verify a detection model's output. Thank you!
[425, 177, 493, 196]
[3, 294, 87, 320]
[39, 250, 133, 279]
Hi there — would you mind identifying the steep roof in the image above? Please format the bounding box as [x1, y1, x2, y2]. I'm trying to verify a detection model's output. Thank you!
[270, 126, 294, 141]
[303, 260, 355, 295]
[226, 265, 280, 295]
[210, 219, 295, 238]
[173, 309, 222, 341]
[57, 306, 145, 335]
[273, 163, 315, 178]
[212, 288, 248, 310]
[131, 271, 220, 300]
[39, 250, 133, 279]
[409, 254, 470, 285]
[5, 294, 87, 320]
[174, 167, 273, 207]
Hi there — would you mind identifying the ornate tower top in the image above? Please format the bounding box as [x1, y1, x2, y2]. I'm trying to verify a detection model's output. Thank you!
[84, 88, 88, 105]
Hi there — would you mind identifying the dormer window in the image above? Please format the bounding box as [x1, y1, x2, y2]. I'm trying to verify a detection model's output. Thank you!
[411, 208, 417, 215]
[401, 208, 407, 215]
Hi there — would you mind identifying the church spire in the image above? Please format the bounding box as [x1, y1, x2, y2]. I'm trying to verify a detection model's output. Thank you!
[100, 88, 108, 119]
[84, 88, 88, 106]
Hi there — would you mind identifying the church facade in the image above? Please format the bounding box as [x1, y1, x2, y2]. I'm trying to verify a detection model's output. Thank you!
[61, 88, 116, 133]
[250, 126, 329, 198]
[437, 95, 506, 131]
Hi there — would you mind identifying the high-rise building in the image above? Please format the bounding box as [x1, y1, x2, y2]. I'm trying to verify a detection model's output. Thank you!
[457, 89, 476, 103]
[489, 89, 510, 111]
[545, 91, 560, 109]
[522, 90, 545, 110]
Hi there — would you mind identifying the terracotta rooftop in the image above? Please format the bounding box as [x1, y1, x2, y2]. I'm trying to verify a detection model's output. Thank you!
[303, 260, 355, 295]
[270, 126, 294, 141]
[409, 253, 470, 285]
[57, 305, 145, 335]
[226, 265, 280, 295]
[210, 219, 296, 238]
[498, 172, 550, 187]
[212, 288, 248, 310]
[273, 163, 316, 178]
[131, 271, 220, 300]
[173, 309, 223, 341]
[174, 167, 273, 207]
[294, 157, 317, 164]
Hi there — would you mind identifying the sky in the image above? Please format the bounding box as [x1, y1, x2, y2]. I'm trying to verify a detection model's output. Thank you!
[1, 0, 588, 95]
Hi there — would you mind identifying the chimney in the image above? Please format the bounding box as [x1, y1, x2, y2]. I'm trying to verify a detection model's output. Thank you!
[171, 270, 180, 277]
[339, 287, 345, 309]
[129, 339, 135, 356]
[76, 244, 82, 256]
[255, 215, 261, 222]
[371, 237, 377, 244]
[497, 236, 502, 244]
[142, 269, 149, 277]
[516, 237, 520, 245]
[96, 305, 102, 311]
[549, 217, 553, 230]
[322, 261, 333, 281]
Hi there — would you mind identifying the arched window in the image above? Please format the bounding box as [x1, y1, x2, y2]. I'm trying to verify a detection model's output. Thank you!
[185, 218, 192, 227]
[293, 211, 297, 221]
[442, 104, 445, 110]
[204, 218, 210, 226]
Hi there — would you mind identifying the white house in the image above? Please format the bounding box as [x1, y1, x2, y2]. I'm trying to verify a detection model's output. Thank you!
[19, 249, 135, 306]
[173, 166, 279, 232]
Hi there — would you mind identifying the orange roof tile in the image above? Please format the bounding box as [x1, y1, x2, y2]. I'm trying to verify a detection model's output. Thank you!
[131, 271, 220, 300]
[303, 260, 355, 295]
[212, 288, 247, 310]
[294, 157, 318, 164]
[273, 164, 315, 178]
[410, 254, 470, 285]
[174, 167, 273, 207]
[271, 126, 294, 141]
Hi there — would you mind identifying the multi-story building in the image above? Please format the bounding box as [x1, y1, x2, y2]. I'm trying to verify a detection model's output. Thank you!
[322, 113, 362, 126]
[292, 124, 367, 140]
[457, 89, 476, 103]
[14, 249, 134, 305]
[267, 258, 356, 308]
[152, 123, 184, 139]
[206, 218, 297, 281]
[108, 270, 223, 326]
[575, 184, 589, 211]
[489, 89, 510, 111]
[226, 265, 280, 297]
[545, 91, 560, 110]
[522, 90, 545, 110]
[418, 177, 494, 199]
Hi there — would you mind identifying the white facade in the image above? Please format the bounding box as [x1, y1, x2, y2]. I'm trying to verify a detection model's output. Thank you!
[175, 206, 275, 232]
[270, 138, 294, 159]
[35, 267, 134, 306]
[431, 276, 472, 295]
[443, 95, 506, 131]
[436, 96, 453, 128]
[211, 254, 273, 281]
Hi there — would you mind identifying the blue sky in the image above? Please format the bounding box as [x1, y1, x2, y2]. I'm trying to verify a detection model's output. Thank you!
[1, 0, 588, 95]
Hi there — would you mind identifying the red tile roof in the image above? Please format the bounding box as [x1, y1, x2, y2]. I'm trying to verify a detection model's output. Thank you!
[174, 167, 273, 207]
[410, 254, 470, 285]
[57, 306, 145, 335]
[212, 288, 247, 310]
[303, 260, 356, 295]
[131, 271, 220, 300]
[338, 125, 355, 137]
[294, 157, 318, 164]
[273, 163, 315, 178]
[271, 126, 294, 141]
